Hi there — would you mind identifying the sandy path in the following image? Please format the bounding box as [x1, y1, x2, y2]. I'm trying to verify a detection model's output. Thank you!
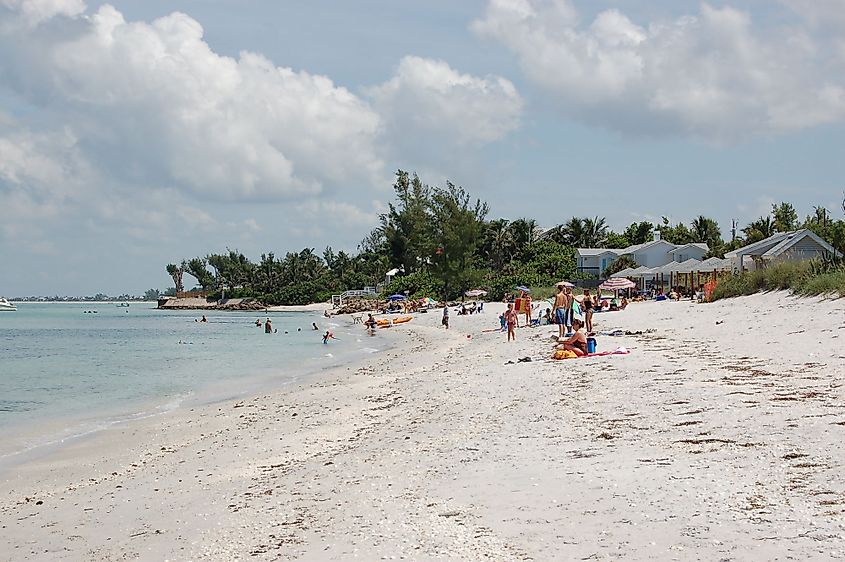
[1, 292, 844, 560]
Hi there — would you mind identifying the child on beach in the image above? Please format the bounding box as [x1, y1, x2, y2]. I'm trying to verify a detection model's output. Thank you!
[504, 303, 519, 341]
[499, 312, 506, 332]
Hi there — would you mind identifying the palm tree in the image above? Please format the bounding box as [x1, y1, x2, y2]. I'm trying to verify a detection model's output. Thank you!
[508, 218, 538, 260]
[742, 216, 775, 243]
[559, 217, 586, 247]
[483, 219, 513, 269]
[582, 216, 608, 248]
[690, 215, 722, 247]
[165, 262, 185, 294]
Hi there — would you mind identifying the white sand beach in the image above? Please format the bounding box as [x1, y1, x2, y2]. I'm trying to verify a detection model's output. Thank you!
[266, 303, 333, 313]
[2, 292, 844, 560]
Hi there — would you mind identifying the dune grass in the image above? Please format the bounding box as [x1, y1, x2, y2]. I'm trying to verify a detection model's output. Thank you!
[711, 260, 845, 300]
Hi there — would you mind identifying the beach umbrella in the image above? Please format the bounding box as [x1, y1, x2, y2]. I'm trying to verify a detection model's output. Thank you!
[387, 294, 406, 301]
[515, 285, 531, 293]
[599, 278, 636, 291]
[556, 281, 575, 288]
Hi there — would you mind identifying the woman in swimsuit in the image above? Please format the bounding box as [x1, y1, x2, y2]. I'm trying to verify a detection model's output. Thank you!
[561, 318, 589, 356]
[582, 290, 594, 334]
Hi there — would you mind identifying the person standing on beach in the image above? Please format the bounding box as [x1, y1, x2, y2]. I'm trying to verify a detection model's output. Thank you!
[442, 306, 449, 329]
[504, 303, 519, 341]
[553, 284, 567, 340]
[564, 287, 575, 336]
[522, 291, 532, 327]
[583, 290, 594, 334]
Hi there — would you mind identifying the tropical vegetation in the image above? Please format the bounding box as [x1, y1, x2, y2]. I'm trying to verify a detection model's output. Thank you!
[163, 171, 845, 304]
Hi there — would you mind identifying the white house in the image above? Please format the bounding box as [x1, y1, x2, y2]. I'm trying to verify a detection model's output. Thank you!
[384, 268, 402, 285]
[576, 235, 709, 275]
[575, 248, 621, 276]
[725, 229, 839, 272]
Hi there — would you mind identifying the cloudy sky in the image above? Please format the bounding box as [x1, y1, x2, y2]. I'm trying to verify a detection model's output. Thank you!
[1, 0, 843, 295]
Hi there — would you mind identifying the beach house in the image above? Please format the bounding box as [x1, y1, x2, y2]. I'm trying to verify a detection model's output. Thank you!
[576, 233, 709, 275]
[725, 229, 839, 272]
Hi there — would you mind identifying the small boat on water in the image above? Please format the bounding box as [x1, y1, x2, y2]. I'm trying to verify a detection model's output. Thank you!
[0, 297, 17, 311]
[116, 302, 130, 308]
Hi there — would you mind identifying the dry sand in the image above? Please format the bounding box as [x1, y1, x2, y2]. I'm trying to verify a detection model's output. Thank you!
[2, 292, 844, 560]
[266, 303, 332, 313]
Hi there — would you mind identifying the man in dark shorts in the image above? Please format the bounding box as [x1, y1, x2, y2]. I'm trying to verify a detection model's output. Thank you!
[553, 284, 567, 340]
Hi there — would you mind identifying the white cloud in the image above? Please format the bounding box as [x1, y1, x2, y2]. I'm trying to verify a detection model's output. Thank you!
[0, 1, 526, 293]
[0, 3, 385, 201]
[368, 55, 523, 145]
[0, 123, 218, 253]
[0, 3, 522, 209]
[0, 0, 84, 26]
[472, 0, 845, 140]
[780, 0, 845, 30]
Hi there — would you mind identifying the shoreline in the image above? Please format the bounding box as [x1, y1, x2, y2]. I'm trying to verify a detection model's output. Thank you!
[0, 309, 396, 475]
[266, 302, 332, 313]
[2, 292, 844, 560]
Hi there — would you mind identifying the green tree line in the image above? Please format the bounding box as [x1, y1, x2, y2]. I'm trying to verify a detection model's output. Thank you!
[164, 172, 845, 304]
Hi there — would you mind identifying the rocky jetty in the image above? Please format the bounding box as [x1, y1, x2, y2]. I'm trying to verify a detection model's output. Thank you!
[157, 297, 267, 311]
[333, 297, 383, 315]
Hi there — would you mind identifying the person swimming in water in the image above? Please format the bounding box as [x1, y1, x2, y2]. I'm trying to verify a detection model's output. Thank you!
[322, 330, 335, 344]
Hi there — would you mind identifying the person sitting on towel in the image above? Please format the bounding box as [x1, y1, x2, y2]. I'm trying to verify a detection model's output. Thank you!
[560, 318, 589, 356]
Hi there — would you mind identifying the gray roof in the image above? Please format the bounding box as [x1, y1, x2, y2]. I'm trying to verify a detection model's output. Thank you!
[578, 239, 711, 259]
[673, 258, 703, 273]
[611, 267, 636, 278]
[576, 248, 623, 257]
[762, 229, 836, 258]
[725, 231, 792, 258]
[725, 229, 839, 259]
[671, 243, 709, 252]
[651, 261, 682, 275]
[628, 266, 658, 277]
[694, 257, 732, 271]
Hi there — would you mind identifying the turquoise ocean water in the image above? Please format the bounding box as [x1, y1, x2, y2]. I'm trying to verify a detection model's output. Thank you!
[0, 303, 388, 465]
